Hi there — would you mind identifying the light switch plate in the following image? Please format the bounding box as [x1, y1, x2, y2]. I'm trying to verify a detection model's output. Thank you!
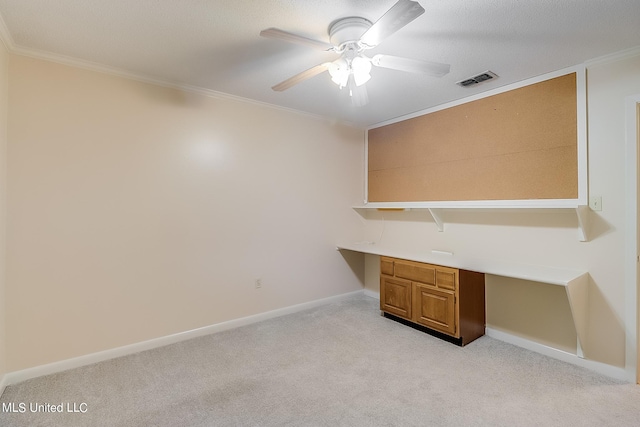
[589, 196, 602, 211]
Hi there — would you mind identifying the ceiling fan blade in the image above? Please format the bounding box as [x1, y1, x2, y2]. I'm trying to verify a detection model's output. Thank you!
[271, 63, 331, 91]
[260, 28, 335, 51]
[359, 0, 425, 47]
[372, 54, 450, 77]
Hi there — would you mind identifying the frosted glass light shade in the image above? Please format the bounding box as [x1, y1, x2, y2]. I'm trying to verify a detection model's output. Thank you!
[351, 56, 372, 86]
[328, 59, 349, 88]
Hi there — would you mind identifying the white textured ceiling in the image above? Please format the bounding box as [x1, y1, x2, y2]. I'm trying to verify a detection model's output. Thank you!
[0, 0, 639, 126]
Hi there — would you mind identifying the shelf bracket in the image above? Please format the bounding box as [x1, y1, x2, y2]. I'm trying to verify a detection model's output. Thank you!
[565, 272, 589, 358]
[575, 205, 589, 242]
[427, 208, 444, 232]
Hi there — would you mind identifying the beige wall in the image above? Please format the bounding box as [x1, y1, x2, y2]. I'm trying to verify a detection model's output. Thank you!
[362, 52, 640, 368]
[6, 55, 365, 371]
[584, 52, 640, 365]
[0, 41, 8, 378]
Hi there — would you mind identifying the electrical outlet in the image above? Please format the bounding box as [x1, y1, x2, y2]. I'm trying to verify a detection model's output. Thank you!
[589, 196, 602, 211]
[255, 279, 262, 289]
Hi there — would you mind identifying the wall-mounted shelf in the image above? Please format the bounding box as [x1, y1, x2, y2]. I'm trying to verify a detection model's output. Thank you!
[353, 201, 591, 242]
[336, 242, 590, 358]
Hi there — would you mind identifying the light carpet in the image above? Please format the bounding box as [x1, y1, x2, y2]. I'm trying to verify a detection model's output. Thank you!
[1, 295, 639, 426]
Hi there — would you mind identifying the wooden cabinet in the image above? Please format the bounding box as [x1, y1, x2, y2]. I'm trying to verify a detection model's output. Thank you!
[380, 257, 485, 345]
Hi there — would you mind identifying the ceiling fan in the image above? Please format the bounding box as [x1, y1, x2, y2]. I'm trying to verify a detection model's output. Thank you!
[260, 0, 450, 106]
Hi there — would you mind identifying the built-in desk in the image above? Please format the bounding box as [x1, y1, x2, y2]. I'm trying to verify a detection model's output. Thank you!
[337, 241, 590, 357]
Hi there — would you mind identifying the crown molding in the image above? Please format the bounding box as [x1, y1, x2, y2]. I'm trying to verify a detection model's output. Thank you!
[0, 10, 14, 52]
[0, 8, 352, 128]
[12, 44, 337, 123]
[585, 45, 640, 67]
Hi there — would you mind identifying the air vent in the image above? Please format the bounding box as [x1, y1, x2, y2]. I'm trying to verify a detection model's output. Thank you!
[457, 71, 498, 87]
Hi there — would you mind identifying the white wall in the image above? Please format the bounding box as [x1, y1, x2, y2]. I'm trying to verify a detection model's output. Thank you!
[6, 55, 365, 371]
[362, 50, 640, 369]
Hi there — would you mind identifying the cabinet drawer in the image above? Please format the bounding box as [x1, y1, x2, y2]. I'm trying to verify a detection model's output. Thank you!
[436, 267, 458, 291]
[380, 257, 394, 276]
[395, 260, 435, 285]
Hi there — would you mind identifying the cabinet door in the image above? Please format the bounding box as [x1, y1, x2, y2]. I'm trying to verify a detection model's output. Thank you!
[380, 276, 412, 320]
[413, 283, 457, 336]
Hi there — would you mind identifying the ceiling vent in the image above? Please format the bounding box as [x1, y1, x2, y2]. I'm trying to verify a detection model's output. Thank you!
[457, 71, 498, 87]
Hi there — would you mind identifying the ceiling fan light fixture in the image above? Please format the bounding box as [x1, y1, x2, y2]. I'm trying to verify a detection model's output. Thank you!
[261, 0, 447, 107]
[328, 59, 349, 87]
[328, 55, 371, 88]
[352, 56, 372, 86]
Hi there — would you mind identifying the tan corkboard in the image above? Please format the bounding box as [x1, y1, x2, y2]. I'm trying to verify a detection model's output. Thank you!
[368, 73, 578, 202]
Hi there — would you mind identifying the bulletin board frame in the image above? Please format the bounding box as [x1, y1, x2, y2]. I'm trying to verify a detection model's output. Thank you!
[363, 65, 587, 209]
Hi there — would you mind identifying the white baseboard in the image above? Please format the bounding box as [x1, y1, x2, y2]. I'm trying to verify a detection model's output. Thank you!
[486, 327, 632, 382]
[3, 289, 365, 387]
[360, 291, 630, 381]
[5, 292, 630, 391]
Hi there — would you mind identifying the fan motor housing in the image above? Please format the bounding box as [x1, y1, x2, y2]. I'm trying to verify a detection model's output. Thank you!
[329, 17, 372, 47]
